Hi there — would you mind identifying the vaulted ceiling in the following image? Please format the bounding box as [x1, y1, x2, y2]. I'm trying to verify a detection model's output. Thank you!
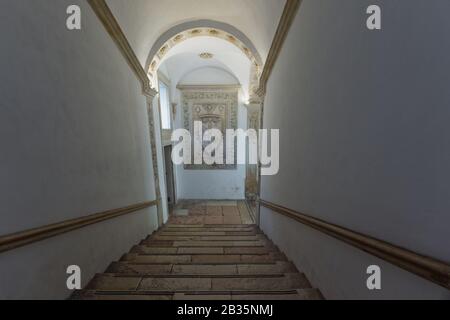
[106, 0, 286, 68]
[158, 36, 252, 96]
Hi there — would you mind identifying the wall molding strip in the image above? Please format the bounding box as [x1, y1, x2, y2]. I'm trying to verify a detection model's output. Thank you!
[260, 199, 450, 290]
[0, 201, 158, 254]
[87, 0, 157, 98]
[255, 0, 302, 97]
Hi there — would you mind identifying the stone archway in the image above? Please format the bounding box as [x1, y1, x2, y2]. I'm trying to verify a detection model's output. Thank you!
[145, 20, 263, 100]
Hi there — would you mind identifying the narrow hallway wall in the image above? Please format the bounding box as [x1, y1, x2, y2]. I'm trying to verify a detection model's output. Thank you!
[0, 0, 159, 299]
[260, 0, 450, 299]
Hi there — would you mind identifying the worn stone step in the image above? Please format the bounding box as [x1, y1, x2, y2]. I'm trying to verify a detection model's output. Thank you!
[229, 289, 322, 300]
[130, 246, 179, 255]
[157, 231, 259, 236]
[87, 273, 310, 291]
[106, 262, 173, 275]
[77, 215, 321, 300]
[130, 245, 283, 256]
[162, 228, 256, 233]
[143, 273, 309, 291]
[73, 288, 322, 301]
[131, 246, 221, 255]
[165, 224, 256, 229]
[121, 253, 191, 264]
[140, 239, 271, 248]
[176, 247, 226, 254]
[160, 230, 260, 236]
[121, 252, 286, 264]
[223, 247, 281, 254]
[164, 225, 256, 229]
[209, 274, 310, 291]
[86, 274, 141, 291]
[72, 290, 173, 300]
[174, 289, 322, 300]
[149, 235, 263, 241]
[107, 261, 296, 276]
[157, 230, 261, 235]
[237, 261, 297, 274]
[189, 253, 286, 264]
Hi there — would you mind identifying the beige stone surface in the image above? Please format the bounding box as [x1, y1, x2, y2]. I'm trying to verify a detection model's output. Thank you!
[132, 255, 191, 264]
[139, 277, 212, 291]
[222, 206, 240, 215]
[75, 200, 321, 300]
[107, 262, 173, 275]
[191, 255, 241, 264]
[87, 275, 141, 291]
[204, 216, 224, 224]
[131, 246, 178, 255]
[223, 215, 242, 224]
[206, 206, 223, 215]
[173, 240, 263, 247]
[212, 275, 307, 290]
[237, 262, 296, 275]
[172, 264, 237, 275]
[206, 201, 237, 207]
[177, 247, 224, 254]
[224, 247, 272, 254]
[160, 231, 228, 236]
[198, 235, 258, 241]
[174, 293, 232, 300]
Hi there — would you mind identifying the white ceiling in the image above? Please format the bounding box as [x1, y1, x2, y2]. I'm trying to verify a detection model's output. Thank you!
[106, 0, 286, 67]
[159, 36, 251, 96]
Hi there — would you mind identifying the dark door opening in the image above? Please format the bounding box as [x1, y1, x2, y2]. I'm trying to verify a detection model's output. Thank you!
[164, 145, 176, 213]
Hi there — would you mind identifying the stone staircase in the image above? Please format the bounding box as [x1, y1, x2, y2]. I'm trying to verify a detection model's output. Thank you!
[72, 225, 322, 300]
[72, 203, 322, 300]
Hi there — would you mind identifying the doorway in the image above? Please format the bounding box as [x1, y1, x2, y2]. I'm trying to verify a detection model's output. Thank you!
[164, 145, 176, 213]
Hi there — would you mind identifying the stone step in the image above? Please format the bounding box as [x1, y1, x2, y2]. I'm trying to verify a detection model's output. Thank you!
[107, 261, 296, 275]
[149, 235, 263, 241]
[174, 289, 322, 300]
[162, 227, 257, 233]
[140, 240, 273, 248]
[121, 252, 286, 264]
[130, 246, 179, 255]
[87, 273, 311, 291]
[71, 290, 173, 300]
[130, 246, 285, 257]
[164, 224, 256, 229]
[75, 208, 322, 300]
[168, 217, 246, 225]
[157, 231, 260, 236]
[73, 288, 322, 300]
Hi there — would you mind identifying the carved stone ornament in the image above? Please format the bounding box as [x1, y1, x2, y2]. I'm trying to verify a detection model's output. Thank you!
[180, 86, 239, 170]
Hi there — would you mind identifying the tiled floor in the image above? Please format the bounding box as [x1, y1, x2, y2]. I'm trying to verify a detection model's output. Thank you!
[170, 200, 254, 225]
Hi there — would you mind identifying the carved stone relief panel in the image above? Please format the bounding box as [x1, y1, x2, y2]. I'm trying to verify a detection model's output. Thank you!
[180, 87, 239, 170]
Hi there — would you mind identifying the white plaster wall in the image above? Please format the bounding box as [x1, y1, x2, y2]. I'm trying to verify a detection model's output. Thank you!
[179, 67, 240, 86]
[172, 68, 246, 200]
[0, 0, 159, 299]
[261, 0, 450, 299]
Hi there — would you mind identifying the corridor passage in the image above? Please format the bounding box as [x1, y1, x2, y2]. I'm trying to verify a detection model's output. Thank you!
[73, 201, 322, 300]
